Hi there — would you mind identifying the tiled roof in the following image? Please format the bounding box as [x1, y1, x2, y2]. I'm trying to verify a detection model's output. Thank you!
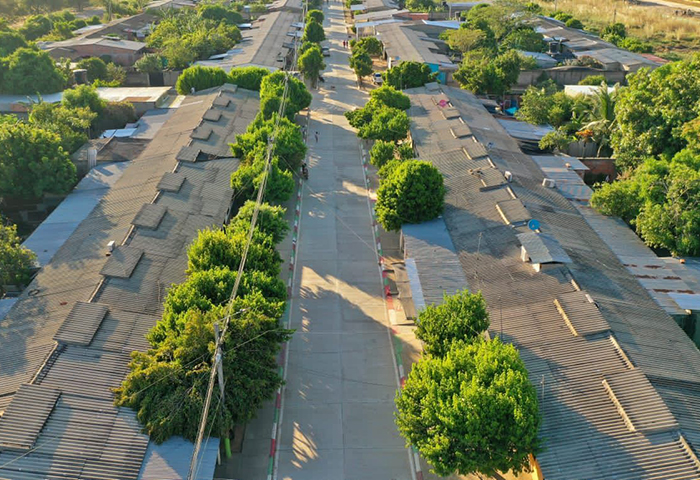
[0, 85, 256, 479]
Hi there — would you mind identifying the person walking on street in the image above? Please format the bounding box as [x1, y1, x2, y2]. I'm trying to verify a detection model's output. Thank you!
[315, 131, 319, 143]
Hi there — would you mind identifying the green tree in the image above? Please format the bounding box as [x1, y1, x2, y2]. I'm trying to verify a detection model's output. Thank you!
[405, 0, 435, 12]
[77, 56, 108, 82]
[134, 53, 164, 73]
[0, 122, 76, 198]
[18, 15, 52, 40]
[228, 66, 270, 91]
[62, 84, 106, 114]
[369, 85, 410, 110]
[187, 227, 283, 277]
[369, 139, 396, 167]
[94, 100, 137, 132]
[149, 266, 286, 344]
[115, 304, 292, 443]
[0, 31, 26, 56]
[501, 27, 545, 52]
[375, 160, 444, 231]
[230, 156, 295, 204]
[230, 114, 306, 171]
[297, 42, 325, 87]
[415, 290, 489, 357]
[395, 338, 541, 477]
[306, 9, 324, 23]
[198, 3, 243, 24]
[176, 65, 228, 95]
[454, 49, 522, 97]
[383, 61, 436, 89]
[1, 48, 64, 94]
[352, 36, 382, 56]
[445, 28, 491, 54]
[0, 218, 36, 295]
[611, 55, 700, 170]
[349, 48, 372, 83]
[346, 102, 410, 142]
[538, 129, 575, 153]
[230, 200, 289, 244]
[29, 101, 95, 153]
[302, 19, 325, 44]
[260, 71, 311, 120]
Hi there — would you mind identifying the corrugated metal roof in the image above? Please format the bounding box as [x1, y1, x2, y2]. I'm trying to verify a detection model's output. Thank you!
[0, 85, 256, 480]
[53, 301, 109, 346]
[517, 232, 572, 264]
[402, 217, 468, 309]
[403, 83, 700, 479]
[0, 384, 60, 450]
[376, 23, 454, 67]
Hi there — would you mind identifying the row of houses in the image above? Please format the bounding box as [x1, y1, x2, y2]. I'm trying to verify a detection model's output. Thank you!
[395, 82, 700, 479]
[0, 84, 259, 480]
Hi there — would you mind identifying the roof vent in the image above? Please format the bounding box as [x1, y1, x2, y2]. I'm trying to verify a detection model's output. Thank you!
[504, 171, 513, 182]
[542, 178, 556, 188]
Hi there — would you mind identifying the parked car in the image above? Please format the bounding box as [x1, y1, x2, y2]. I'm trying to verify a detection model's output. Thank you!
[372, 72, 383, 85]
[321, 46, 330, 57]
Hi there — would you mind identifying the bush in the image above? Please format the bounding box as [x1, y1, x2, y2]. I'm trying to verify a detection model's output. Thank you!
[95, 101, 136, 132]
[0, 218, 36, 295]
[375, 160, 445, 231]
[369, 140, 396, 167]
[0, 31, 27, 57]
[415, 290, 489, 357]
[228, 66, 270, 91]
[176, 65, 228, 95]
[579, 74, 607, 85]
[134, 53, 164, 73]
[565, 18, 584, 29]
[618, 37, 653, 53]
[77, 57, 109, 82]
[601, 22, 626, 39]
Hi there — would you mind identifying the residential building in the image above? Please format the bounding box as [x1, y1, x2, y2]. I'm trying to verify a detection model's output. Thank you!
[399, 82, 700, 479]
[0, 84, 259, 480]
[40, 36, 146, 66]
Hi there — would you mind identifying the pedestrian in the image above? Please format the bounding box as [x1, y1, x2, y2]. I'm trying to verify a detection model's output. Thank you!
[315, 131, 319, 143]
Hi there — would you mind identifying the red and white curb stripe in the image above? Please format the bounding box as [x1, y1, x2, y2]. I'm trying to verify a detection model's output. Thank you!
[361, 146, 421, 480]
[268, 182, 303, 480]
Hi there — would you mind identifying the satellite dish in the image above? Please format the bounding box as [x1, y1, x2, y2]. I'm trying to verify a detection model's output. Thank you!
[528, 219, 540, 231]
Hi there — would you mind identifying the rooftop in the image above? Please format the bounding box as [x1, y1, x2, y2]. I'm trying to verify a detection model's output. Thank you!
[0, 84, 259, 480]
[41, 35, 147, 51]
[196, 11, 299, 72]
[404, 83, 700, 479]
[376, 23, 455, 68]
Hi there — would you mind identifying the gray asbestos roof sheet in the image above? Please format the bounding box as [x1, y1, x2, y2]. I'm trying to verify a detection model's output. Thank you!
[0, 85, 256, 480]
[403, 83, 700, 479]
[0, 384, 60, 450]
[517, 231, 572, 264]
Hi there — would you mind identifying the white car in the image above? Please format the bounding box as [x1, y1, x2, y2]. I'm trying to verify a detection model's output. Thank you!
[372, 72, 383, 85]
[321, 46, 331, 57]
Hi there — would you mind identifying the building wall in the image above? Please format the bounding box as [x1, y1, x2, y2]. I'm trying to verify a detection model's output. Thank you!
[516, 67, 626, 90]
[579, 157, 616, 180]
[49, 44, 144, 65]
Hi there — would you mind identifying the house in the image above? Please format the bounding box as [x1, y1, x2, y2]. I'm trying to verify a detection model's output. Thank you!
[401, 82, 700, 479]
[0, 84, 260, 480]
[196, 11, 301, 72]
[375, 23, 457, 84]
[40, 36, 146, 65]
[74, 12, 159, 41]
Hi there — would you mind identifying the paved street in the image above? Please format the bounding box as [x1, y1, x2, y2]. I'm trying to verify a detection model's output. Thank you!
[273, 3, 414, 480]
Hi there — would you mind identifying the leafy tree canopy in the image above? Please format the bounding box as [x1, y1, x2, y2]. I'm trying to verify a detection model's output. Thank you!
[29, 101, 95, 153]
[0, 30, 26, 56]
[229, 66, 270, 91]
[611, 54, 700, 170]
[198, 3, 244, 25]
[0, 217, 36, 294]
[62, 84, 106, 114]
[306, 9, 324, 23]
[454, 48, 522, 97]
[415, 290, 489, 357]
[500, 26, 545, 53]
[351, 36, 382, 56]
[396, 338, 541, 477]
[115, 304, 292, 443]
[0, 121, 76, 198]
[77, 56, 108, 82]
[302, 19, 325, 44]
[382, 61, 436, 89]
[345, 101, 410, 142]
[369, 139, 396, 168]
[230, 154, 295, 204]
[369, 85, 410, 110]
[176, 65, 228, 95]
[375, 160, 444, 231]
[260, 71, 311, 120]
[187, 226, 283, 277]
[349, 48, 372, 80]
[445, 27, 495, 54]
[134, 53, 164, 74]
[297, 42, 325, 86]
[0, 47, 65, 94]
[230, 200, 289, 244]
[230, 114, 306, 171]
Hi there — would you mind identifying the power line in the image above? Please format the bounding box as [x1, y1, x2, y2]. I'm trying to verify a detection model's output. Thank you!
[186, 2, 309, 477]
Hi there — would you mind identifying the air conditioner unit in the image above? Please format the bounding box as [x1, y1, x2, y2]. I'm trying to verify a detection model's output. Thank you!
[504, 171, 513, 182]
[542, 178, 556, 188]
[107, 240, 116, 253]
